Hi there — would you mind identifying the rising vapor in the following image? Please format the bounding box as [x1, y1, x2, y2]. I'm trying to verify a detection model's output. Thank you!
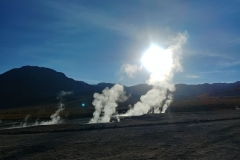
[89, 31, 187, 123]
[9, 91, 72, 129]
[38, 103, 65, 125]
[89, 84, 128, 123]
[35, 91, 72, 125]
[121, 63, 142, 78]
[121, 31, 188, 117]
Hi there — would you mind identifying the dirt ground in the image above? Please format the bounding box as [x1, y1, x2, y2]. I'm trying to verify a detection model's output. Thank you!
[0, 111, 240, 160]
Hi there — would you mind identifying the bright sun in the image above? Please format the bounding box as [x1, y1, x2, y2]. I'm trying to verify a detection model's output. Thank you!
[141, 45, 173, 75]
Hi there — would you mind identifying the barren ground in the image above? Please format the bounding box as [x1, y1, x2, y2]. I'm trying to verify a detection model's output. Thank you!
[1, 110, 240, 160]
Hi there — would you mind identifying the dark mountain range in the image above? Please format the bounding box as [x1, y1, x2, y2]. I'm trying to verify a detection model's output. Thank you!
[0, 66, 239, 109]
[0, 66, 98, 108]
[174, 82, 240, 98]
[0, 66, 94, 94]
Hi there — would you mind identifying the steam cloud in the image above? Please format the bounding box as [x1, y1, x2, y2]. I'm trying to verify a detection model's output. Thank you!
[9, 91, 72, 129]
[57, 91, 73, 100]
[35, 91, 72, 125]
[36, 91, 72, 125]
[89, 31, 187, 123]
[37, 103, 66, 125]
[121, 64, 142, 78]
[121, 31, 188, 117]
[22, 114, 31, 127]
[89, 84, 128, 123]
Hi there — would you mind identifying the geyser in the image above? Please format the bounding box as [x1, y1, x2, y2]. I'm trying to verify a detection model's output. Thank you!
[89, 31, 188, 123]
[9, 91, 72, 129]
[89, 84, 128, 123]
[121, 31, 188, 117]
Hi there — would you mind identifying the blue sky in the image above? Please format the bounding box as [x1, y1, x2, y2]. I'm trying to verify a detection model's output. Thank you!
[0, 0, 240, 86]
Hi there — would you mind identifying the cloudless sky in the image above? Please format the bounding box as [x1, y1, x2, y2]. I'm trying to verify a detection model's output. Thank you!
[0, 0, 240, 86]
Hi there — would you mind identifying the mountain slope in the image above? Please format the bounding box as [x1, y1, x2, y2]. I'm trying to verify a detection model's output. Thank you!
[174, 82, 240, 98]
[0, 66, 96, 108]
[0, 66, 240, 109]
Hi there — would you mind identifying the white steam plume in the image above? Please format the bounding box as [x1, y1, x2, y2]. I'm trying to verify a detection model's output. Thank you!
[9, 91, 73, 129]
[121, 31, 188, 117]
[121, 63, 142, 78]
[37, 103, 65, 125]
[57, 91, 73, 100]
[22, 114, 31, 127]
[36, 91, 72, 125]
[89, 84, 128, 123]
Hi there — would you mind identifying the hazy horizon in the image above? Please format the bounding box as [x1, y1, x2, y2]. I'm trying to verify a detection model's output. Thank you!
[1, 65, 239, 87]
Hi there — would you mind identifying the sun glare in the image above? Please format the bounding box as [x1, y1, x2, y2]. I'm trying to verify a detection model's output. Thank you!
[141, 45, 173, 75]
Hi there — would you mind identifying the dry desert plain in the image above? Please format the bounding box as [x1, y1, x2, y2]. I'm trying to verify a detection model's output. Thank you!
[0, 110, 240, 160]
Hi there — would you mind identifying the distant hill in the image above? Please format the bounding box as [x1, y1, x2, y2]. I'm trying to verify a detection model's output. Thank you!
[174, 82, 240, 98]
[94, 82, 115, 89]
[0, 66, 239, 109]
[0, 66, 97, 108]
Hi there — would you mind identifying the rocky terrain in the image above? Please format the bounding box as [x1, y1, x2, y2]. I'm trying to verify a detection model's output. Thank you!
[1, 66, 240, 159]
[1, 110, 240, 159]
